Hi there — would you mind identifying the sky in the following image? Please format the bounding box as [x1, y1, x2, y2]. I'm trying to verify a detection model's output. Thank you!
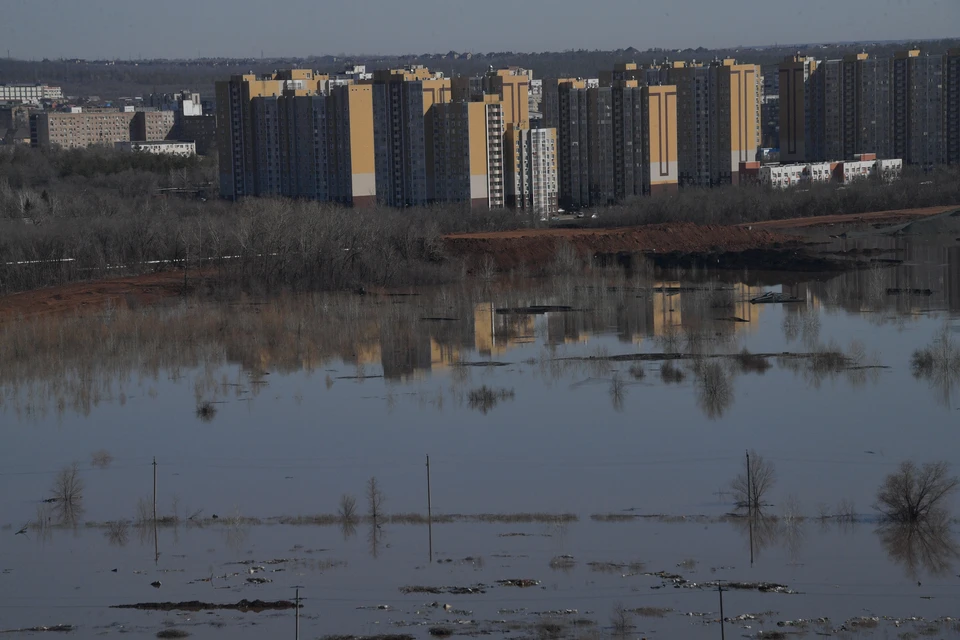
[3, 0, 958, 60]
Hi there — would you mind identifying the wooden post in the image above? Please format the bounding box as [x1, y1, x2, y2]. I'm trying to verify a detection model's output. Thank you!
[295, 587, 300, 640]
[719, 583, 725, 640]
[745, 450, 752, 514]
[153, 457, 159, 564]
[426, 454, 433, 562]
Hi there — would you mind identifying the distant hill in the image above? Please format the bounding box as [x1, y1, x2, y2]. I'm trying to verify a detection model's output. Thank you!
[1, 38, 957, 100]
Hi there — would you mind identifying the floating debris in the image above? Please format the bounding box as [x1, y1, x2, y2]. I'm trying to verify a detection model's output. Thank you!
[749, 292, 803, 304]
[112, 599, 298, 612]
[496, 579, 540, 588]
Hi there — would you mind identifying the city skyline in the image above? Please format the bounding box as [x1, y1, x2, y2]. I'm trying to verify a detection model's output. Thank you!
[2, 0, 958, 61]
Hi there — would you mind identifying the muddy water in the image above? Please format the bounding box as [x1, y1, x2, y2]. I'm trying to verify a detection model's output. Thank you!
[2, 238, 960, 639]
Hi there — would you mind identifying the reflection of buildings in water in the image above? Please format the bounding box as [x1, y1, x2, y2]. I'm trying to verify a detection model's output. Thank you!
[329, 281, 769, 381]
[474, 302, 536, 356]
[786, 239, 960, 314]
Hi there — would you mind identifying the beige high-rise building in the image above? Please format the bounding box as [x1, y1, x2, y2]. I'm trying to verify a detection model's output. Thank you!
[642, 85, 679, 194]
[216, 69, 319, 199]
[432, 98, 505, 209]
[371, 66, 452, 207]
[671, 60, 759, 186]
[505, 125, 558, 217]
[483, 69, 530, 128]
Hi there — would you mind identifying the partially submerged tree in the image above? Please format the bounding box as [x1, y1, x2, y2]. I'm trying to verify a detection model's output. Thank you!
[51, 462, 85, 525]
[731, 450, 776, 511]
[874, 461, 959, 523]
[367, 477, 385, 523]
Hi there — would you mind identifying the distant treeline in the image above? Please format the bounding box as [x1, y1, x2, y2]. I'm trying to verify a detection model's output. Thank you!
[1, 146, 959, 296]
[3, 38, 959, 99]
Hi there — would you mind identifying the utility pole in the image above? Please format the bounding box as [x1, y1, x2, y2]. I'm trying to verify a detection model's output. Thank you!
[153, 457, 159, 564]
[426, 454, 433, 562]
[745, 450, 754, 567]
[294, 587, 301, 639]
[718, 582, 726, 640]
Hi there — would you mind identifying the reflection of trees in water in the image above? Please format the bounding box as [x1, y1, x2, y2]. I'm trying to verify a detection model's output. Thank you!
[368, 521, 385, 559]
[911, 325, 960, 408]
[876, 512, 960, 580]
[694, 360, 733, 419]
[730, 511, 781, 563]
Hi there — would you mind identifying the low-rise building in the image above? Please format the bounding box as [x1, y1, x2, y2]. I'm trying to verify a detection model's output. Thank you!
[759, 156, 902, 188]
[0, 83, 63, 105]
[115, 140, 196, 156]
[31, 109, 175, 149]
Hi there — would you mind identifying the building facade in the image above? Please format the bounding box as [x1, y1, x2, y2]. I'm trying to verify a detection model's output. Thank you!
[372, 67, 452, 207]
[504, 125, 558, 217]
[215, 70, 319, 199]
[0, 83, 63, 104]
[115, 140, 196, 156]
[432, 99, 505, 209]
[30, 109, 174, 149]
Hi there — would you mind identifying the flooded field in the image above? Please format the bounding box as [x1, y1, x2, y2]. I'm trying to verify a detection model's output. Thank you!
[2, 235, 960, 639]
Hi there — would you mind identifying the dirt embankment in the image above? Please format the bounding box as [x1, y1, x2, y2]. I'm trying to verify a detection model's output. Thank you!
[444, 223, 794, 271]
[0, 270, 201, 322]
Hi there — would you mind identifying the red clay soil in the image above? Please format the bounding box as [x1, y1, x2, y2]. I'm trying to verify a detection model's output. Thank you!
[444, 222, 793, 271]
[739, 206, 958, 230]
[0, 270, 199, 322]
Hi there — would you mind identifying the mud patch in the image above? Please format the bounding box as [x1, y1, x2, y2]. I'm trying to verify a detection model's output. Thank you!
[112, 599, 298, 612]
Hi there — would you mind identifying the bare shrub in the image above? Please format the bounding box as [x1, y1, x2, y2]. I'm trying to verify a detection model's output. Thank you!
[467, 385, 515, 414]
[734, 348, 771, 374]
[609, 374, 626, 412]
[367, 477, 385, 522]
[660, 361, 685, 384]
[106, 520, 130, 547]
[50, 462, 84, 524]
[156, 629, 190, 638]
[835, 499, 857, 523]
[696, 361, 733, 419]
[611, 602, 633, 636]
[731, 451, 775, 511]
[634, 606, 672, 618]
[627, 364, 645, 380]
[551, 241, 582, 276]
[195, 401, 217, 422]
[90, 449, 113, 469]
[874, 461, 959, 523]
[339, 494, 358, 522]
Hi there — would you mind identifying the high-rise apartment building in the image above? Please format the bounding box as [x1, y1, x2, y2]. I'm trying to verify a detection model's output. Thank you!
[557, 80, 590, 210]
[504, 125, 559, 218]
[642, 85, 679, 194]
[779, 55, 820, 163]
[947, 49, 960, 165]
[371, 67, 451, 207]
[328, 85, 377, 207]
[587, 86, 615, 204]
[611, 82, 647, 201]
[432, 99, 505, 209]
[892, 51, 944, 168]
[216, 70, 320, 199]
[671, 60, 759, 186]
[483, 68, 530, 128]
[858, 56, 893, 159]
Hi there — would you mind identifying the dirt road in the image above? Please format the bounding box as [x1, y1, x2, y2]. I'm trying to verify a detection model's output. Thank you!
[737, 206, 957, 230]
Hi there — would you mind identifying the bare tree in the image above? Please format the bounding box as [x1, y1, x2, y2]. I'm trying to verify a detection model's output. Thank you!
[610, 602, 633, 636]
[874, 461, 959, 523]
[338, 493, 358, 523]
[50, 462, 85, 524]
[731, 450, 776, 511]
[367, 477, 385, 523]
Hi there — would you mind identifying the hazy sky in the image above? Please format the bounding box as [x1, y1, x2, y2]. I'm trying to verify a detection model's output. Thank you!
[4, 0, 958, 60]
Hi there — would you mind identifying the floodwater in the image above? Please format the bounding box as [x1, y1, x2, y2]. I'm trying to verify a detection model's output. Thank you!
[2, 236, 960, 639]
